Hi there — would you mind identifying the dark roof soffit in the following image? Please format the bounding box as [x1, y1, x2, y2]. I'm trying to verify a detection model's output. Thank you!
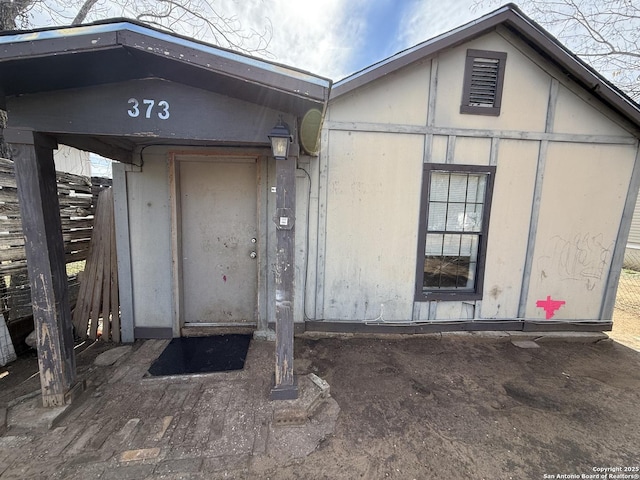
[0, 19, 331, 106]
[331, 3, 640, 129]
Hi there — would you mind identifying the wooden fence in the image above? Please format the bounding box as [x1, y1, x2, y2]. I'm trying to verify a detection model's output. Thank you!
[0, 158, 110, 346]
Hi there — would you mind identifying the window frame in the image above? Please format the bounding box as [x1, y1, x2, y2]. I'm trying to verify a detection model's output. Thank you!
[415, 163, 496, 302]
[460, 49, 507, 116]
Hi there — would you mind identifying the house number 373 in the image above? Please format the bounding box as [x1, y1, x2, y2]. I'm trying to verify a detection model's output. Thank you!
[127, 98, 170, 120]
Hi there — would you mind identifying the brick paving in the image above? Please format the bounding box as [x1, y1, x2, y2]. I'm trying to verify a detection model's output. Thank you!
[0, 339, 338, 479]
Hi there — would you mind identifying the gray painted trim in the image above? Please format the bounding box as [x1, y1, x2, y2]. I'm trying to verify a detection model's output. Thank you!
[257, 156, 269, 331]
[518, 76, 558, 318]
[112, 163, 135, 343]
[518, 140, 548, 318]
[428, 301, 437, 320]
[134, 326, 173, 339]
[445, 136, 456, 164]
[474, 301, 482, 319]
[168, 155, 182, 338]
[325, 121, 637, 145]
[303, 320, 610, 334]
[489, 137, 500, 166]
[423, 57, 438, 165]
[600, 143, 640, 321]
[315, 127, 331, 319]
[427, 57, 438, 128]
[546, 79, 560, 132]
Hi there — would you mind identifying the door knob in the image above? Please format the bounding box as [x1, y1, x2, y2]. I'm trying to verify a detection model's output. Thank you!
[250, 251, 257, 259]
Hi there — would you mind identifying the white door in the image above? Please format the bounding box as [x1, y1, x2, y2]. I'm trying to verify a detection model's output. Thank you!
[179, 158, 258, 324]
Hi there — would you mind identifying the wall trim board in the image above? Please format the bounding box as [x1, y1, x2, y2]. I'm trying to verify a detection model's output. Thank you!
[517, 75, 559, 318]
[325, 121, 637, 145]
[302, 320, 610, 334]
[168, 154, 182, 338]
[134, 327, 173, 339]
[600, 143, 640, 321]
[112, 163, 135, 343]
[315, 127, 331, 319]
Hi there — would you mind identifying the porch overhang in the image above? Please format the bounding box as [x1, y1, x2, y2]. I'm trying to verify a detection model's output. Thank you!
[0, 20, 331, 161]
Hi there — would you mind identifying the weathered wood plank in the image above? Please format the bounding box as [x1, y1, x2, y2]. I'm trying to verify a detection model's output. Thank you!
[110, 200, 120, 343]
[101, 190, 113, 340]
[10, 132, 76, 407]
[113, 163, 133, 342]
[270, 153, 298, 400]
[88, 192, 108, 340]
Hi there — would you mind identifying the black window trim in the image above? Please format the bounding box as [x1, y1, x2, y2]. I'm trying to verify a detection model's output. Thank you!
[414, 163, 496, 302]
[460, 49, 507, 116]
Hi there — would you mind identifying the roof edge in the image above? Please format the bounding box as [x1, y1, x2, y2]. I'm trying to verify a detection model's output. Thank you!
[0, 18, 332, 90]
[330, 3, 640, 130]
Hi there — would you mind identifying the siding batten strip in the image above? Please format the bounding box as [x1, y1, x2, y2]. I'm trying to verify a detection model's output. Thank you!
[113, 163, 135, 343]
[518, 78, 558, 318]
[168, 156, 182, 338]
[489, 137, 500, 166]
[446, 136, 456, 164]
[325, 121, 635, 145]
[423, 58, 438, 166]
[600, 143, 640, 320]
[257, 156, 269, 330]
[546, 79, 559, 132]
[517, 140, 548, 318]
[315, 127, 330, 319]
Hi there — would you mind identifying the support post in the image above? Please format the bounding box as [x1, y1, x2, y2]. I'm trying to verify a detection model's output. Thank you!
[270, 151, 298, 400]
[7, 128, 77, 407]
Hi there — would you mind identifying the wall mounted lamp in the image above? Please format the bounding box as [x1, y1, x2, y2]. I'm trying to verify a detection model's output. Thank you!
[268, 118, 292, 160]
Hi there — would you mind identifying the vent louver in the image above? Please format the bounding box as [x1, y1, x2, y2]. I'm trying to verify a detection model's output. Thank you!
[469, 57, 500, 107]
[460, 50, 506, 116]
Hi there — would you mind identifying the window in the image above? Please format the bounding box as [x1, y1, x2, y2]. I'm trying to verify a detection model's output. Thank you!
[416, 164, 496, 301]
[460, 49, 507, 116]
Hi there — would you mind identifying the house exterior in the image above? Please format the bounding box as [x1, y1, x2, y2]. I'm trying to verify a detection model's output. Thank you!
[624, 198, 640, 270]
[310, 6, 640, 332]
[1, 4, 640, 403]
[0, 18, 330, 403]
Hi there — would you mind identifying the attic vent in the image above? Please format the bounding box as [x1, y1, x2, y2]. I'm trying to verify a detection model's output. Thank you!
[461, 50, 507, 116]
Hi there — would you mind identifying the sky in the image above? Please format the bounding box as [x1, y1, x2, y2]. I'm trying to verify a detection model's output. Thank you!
[214, 0, 499, 80]
[29, 0, 499, 81]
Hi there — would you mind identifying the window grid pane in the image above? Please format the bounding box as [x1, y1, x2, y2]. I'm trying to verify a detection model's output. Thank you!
[423, 170, 488, 292]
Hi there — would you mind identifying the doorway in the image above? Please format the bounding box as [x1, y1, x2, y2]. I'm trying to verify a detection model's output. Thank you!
[177, 157, 259, 326]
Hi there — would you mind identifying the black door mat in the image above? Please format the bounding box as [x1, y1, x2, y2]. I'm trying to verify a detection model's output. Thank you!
[148, 334, 251, 376]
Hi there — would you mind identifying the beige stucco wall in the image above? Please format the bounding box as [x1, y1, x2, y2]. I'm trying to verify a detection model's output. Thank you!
[434, 32, 550, 132]
[319, 27, 639, 324]
[126, 150, 174, 329]
[322, 131, 424, 321]
[481, 140, 539, 319]
[526, 143, 636, 320]
[329, 60, 431, 125]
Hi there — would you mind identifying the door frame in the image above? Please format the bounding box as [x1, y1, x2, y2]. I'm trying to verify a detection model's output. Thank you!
[168, 150, 269, 336]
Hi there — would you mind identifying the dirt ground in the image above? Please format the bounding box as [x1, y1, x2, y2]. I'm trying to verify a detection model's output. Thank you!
[2, 313, 640, 479]
[246, 333, 638, 480]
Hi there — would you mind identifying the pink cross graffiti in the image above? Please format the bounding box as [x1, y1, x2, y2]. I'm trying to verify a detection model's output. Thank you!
[536, 296, 566, 320]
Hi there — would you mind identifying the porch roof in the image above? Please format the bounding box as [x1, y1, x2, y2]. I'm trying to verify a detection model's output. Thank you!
[0, 19, 331, 116]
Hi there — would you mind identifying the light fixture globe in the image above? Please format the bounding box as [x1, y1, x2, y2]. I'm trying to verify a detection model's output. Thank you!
[268, 119, 292, 160]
